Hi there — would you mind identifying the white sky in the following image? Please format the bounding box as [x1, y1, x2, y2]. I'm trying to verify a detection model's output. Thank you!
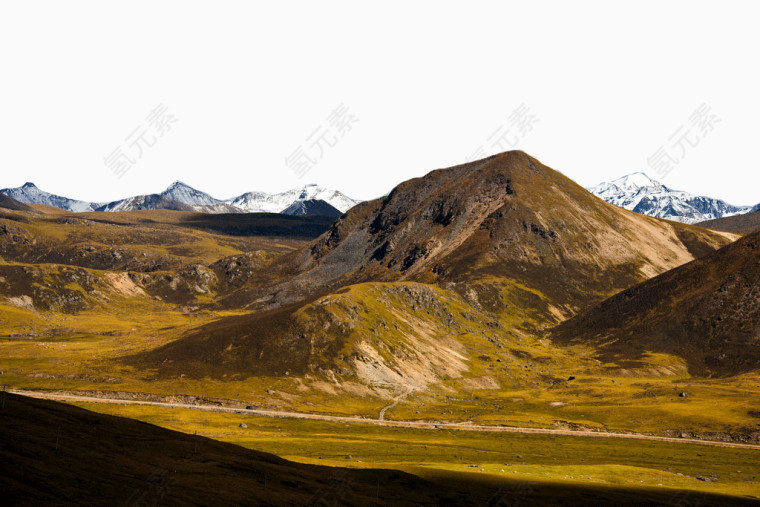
[1, 1, 758, 205]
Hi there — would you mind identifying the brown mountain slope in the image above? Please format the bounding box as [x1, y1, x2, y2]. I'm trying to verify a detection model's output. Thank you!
[700, 210, 760, 234]
[549, 229, 760, 377]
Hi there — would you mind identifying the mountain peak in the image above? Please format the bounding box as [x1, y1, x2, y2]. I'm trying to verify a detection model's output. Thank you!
[166, 180, 194, 190]
[611, 172, 659, 189]
[22, 182, 37, 189]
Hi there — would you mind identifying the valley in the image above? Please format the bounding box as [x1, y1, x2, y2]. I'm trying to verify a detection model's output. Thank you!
[1, 151, 759, 503]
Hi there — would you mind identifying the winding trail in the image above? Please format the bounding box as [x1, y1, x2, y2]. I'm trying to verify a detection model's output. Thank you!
[10, 389, 760, 451]
[379, 387, 414, 421]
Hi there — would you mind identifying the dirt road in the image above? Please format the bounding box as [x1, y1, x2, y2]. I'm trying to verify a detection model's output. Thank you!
[11, 389, 760, 451]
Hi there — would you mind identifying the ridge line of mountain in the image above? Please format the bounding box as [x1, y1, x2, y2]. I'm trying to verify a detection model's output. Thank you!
[0, 180, 357, 216]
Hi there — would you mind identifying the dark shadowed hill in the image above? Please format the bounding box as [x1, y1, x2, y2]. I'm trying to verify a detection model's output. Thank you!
[178, 212, 337, 238]
[550, 229, 760, 377]
[1, 393, 755, 506]
[282, 198, 343, 217]
[700, 209, 760, 234]
[0, 193, 36, 212]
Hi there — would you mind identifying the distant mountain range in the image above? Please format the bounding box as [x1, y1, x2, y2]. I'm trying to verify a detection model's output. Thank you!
[0, 181, 356, 216]
[588, 173, 758, 224]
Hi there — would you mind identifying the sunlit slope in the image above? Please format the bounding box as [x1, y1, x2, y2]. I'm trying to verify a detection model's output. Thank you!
[551, 229, 760, 377]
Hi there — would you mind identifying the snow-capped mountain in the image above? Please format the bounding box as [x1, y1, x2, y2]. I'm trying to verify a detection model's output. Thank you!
[96, 182, 240, 214]
[160, 181, 220, 208]
[227, 184, 358, 213]
[158, 181, 241, 213]
[589, 173, 752, 224]
[96, 194, 195, 213]
[2, 181, 358, 216]
[0, 182, 103, 212]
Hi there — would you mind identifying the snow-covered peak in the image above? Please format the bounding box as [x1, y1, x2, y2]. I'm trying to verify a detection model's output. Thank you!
[227, 185, 358, 213]
[589, 173, 752, 224]
[160, 181, 220, 207]
[0, 182, 102, 212]
[1, 179, 359, 216]
[609, 172, 659, 190]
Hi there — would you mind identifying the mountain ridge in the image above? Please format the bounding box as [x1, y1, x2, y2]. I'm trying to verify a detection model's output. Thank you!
[589, 172, 754, 224]
[1, 181, 358, 216]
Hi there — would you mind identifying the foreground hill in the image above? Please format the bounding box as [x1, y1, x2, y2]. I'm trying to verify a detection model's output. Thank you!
[2, 392, 755, 506]
[550, 229, 760, 377]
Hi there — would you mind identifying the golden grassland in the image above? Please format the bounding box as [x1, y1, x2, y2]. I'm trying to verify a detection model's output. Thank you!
[2, 280, 759, 438]
[68, 402, 760, 500]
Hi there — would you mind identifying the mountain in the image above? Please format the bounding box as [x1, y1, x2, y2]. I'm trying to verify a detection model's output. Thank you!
[281, 199, 342, 217]
[96, 194, 195, 212]
[227, 184, 358, 213]
[1, 181, 357, 215]
[156, 181, 239, 213]
[0, 182, 103, 212]
[135, 151, 737, 379]
[282, 152, 735, 309]
[550, 228, 760, 377]
[588, 173, 752, 224]
[93, 181, 239, 213]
